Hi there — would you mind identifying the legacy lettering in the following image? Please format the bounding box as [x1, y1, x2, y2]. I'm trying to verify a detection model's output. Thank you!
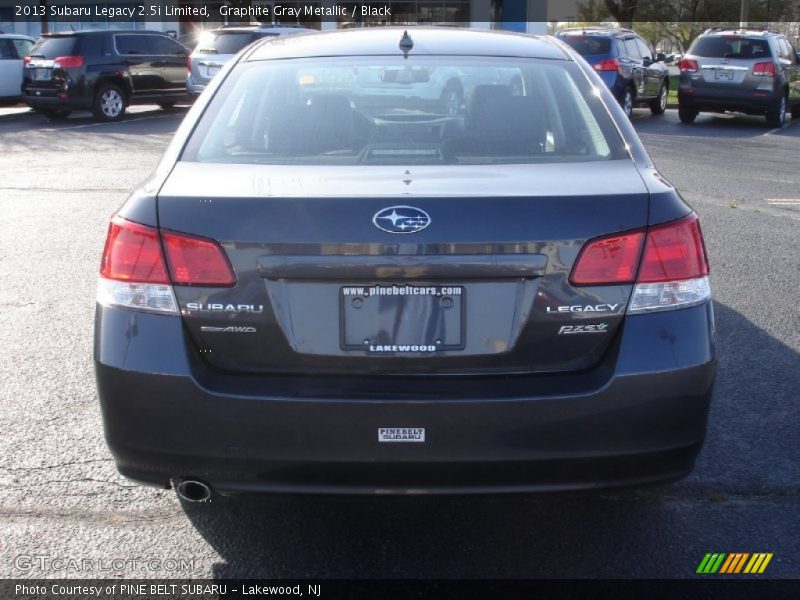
[546, 303, 620, 313]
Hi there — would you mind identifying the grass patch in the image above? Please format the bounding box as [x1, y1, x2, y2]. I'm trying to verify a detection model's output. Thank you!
[668, 74, 680, 105]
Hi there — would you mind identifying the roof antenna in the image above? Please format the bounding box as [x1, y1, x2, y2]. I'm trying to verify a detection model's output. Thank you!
[399, 30, 413, 59]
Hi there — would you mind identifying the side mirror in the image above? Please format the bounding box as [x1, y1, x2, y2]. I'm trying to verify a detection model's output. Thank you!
[657, 52, 666, 62]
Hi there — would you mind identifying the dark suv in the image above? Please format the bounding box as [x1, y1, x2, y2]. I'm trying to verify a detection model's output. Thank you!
[557, 27, 670, 118]
[678, 28, 800, 127]
[23, 30, 189, 121]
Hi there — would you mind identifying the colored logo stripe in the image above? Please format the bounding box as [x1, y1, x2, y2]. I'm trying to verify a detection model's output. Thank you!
[697, 553, 726, 574]
[698, 553, 773, 574]
[744, 553, 773, 574]
[719, 553, 749, 573]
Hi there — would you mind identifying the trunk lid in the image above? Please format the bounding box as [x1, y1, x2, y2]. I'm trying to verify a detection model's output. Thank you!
[158, 160, 649, 376]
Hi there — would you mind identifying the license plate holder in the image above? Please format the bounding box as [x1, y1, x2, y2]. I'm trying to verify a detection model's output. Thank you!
[33, 68, 52, 81]
[340, 284, 465, 352]
[714, 68, 733, 80]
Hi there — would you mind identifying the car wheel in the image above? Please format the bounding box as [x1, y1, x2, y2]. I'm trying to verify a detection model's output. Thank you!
[441, 84, 463, 117]
[622, 88, 634, 118]
[37, 108, 71, 120]
[678, 105, 698, 124]
[93, 84, 127, 122]
[650, 82, 668, 115]
[765, 94, 787, 128]
[158, 101, 177, 110]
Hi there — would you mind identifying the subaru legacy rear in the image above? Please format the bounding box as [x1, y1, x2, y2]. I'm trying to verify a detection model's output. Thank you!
[94, 28, 715, 499]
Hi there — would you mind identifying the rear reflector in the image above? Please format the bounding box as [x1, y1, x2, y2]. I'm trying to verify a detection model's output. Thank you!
[571, 214, 712, 313]
[162, 231, 236, 286]
[53, 55, 84, 68]
[569, 232, 644, 286]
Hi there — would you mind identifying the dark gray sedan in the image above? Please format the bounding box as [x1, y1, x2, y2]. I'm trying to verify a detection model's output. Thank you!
[94, 28, 715, 501]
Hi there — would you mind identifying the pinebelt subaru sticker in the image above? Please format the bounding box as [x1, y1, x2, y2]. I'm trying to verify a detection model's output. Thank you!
[378, 427, 425, 442]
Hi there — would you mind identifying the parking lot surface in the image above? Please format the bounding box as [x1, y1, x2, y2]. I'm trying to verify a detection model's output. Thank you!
[0, 107, 798, 579]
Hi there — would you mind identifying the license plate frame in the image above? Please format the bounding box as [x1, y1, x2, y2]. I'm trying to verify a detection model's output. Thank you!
[33, 68, 52, 81]
[339, 284, 465, 353]
[714, 68, 733, 80]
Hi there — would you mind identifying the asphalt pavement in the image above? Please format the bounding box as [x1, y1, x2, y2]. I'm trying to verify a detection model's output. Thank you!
[0, 106, 798, 579]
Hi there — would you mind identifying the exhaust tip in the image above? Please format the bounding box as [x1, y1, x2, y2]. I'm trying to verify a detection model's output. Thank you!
[175, 479, 212, 503]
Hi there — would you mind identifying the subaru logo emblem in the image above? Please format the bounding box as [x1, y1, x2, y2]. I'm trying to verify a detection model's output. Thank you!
[372, 206, 431, 234]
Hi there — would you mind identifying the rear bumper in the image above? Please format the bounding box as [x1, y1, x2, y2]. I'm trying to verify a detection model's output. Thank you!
[678, 84, 780, 113]
[94, 302, 716, 494]
[186, 74, 207, 96]
[22, 87, 90, 111]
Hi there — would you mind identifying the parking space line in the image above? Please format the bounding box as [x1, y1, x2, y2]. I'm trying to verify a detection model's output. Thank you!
[767, 199, 800, 205]
[47, 113, 176, 131]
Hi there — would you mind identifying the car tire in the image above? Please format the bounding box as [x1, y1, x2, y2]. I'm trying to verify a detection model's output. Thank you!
[93, 84, 127, 122]
[791, 101, 800, 120]
[765, 94, 787, 128]
[621, 88, 634, 119]
[650, 81, 668, 115]
[678, 105, 698, 124]
[37, 108, 71, 120]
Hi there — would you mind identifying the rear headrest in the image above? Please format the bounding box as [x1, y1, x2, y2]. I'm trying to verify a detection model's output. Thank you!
[466, 84, 545, 146]
[268, 94, 365, 155]
[467, 85, 513, 130]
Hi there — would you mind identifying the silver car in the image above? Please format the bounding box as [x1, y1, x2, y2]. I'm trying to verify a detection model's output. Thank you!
[0, 34, 35, 102]
[677, 27, 800, 127]
[187, 25, 314, 96]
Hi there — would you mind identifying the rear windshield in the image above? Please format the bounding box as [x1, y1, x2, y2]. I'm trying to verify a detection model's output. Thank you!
[196, 32, 258, 55]
[182, 57, 627, 166]
[29, 36, 77, 58]
[559, 36, 611, 56]
[691, 36, 772, 59]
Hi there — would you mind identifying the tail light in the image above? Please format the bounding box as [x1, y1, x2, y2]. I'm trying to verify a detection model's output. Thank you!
[569, 232, 645, 285]
[679, 59, 699, 73]
[161, 231, 236, 286]
[593, 58, 620, 72]
[637, 215, 708, 283]
[53, 55, 84, 68]
[570, 214, 711, 313]
[753, 61, 776, 77]
[97, 216, 235, 314]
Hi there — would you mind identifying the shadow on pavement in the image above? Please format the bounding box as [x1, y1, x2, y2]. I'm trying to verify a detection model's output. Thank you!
[0, 105, 189, 132]
[178, 301, 799, 579]
[632, 110, 800, 139]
